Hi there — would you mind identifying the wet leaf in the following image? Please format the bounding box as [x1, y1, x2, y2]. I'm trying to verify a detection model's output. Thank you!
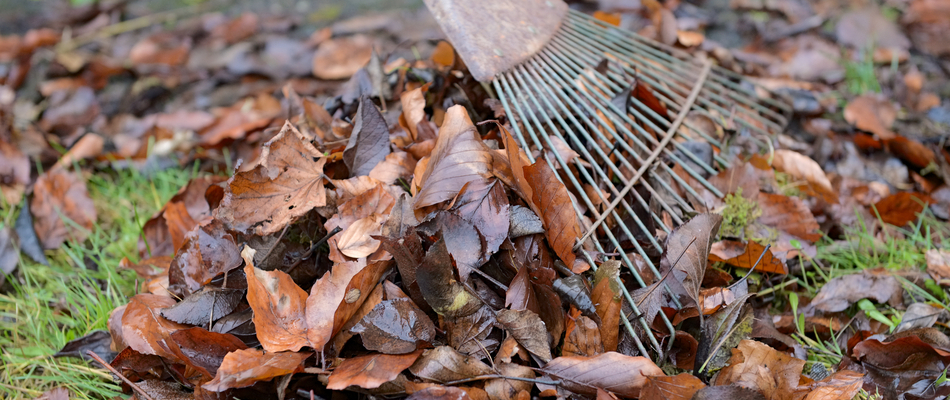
[553, 275, 598, 322]
[216, 122, 327, 235]
[243, 247, 310, 353]
[639, 373, 706, 400]
[352, 298, 436, 354]
[161, 287, 244, 326]
[496, 308, 552, 363]
[202, 348, 310, 392]
[713, 340, 806, 398]
[31, 169, 96, 249]
[771, 150, 837, 204]
[811, 269, 902, 312]
[541, 352, 663, 398]
[305, 259, 391, 352]
[524, 159, 581, 270]
[344, 97, 391, 177]
[121, 294, 190, 359]
[444, 306, 496, 356]
[327, 350, 424, 390]
[164, 327, 248, 380]
[409, 346, 493, 383]
[416, 238, 482, 318]
[54, 330, 116, 363]
[413, 105, 492, 209]
[591, 260, 622, 352]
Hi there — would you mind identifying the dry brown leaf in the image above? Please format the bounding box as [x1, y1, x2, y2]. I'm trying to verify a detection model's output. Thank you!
[496, 309, 552, 363]
[31, 169, 97, 249]
[409, 346, 493, 383]
[336, 214, 387, 259]
[312, 35, 373, 79]
[542, 352, 663, 398]
[327, 350, 423, 390]
[843, 95, 897, 140]
[713, 340, 805, 399]
[202, 348, 310, 391]
[591, 261, 622, 352]
[167, 219, 242, 294]
[400, 84, 432, 142]
[563, 312, 604, 357]
[216, 122, 327, 235]
[639, 373, 706, 400]
[370, 152, 416, 185]
[413, 105, 492, 209]
[243, 247, 310, 352]
[709, 240, 787, 275]
[925, 249, 950, 285]
[484, 362, 535, 400]
[524, 159, 581, 270]
[306, 259, 391, 352]
[811, 268, 902, 312]
[802, 370, 864, 400]
[771, 150, 837, 204]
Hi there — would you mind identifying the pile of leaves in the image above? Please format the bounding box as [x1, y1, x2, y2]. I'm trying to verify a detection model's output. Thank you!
[2, 1, 950, 400]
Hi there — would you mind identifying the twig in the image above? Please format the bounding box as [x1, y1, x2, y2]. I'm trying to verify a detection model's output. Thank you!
[85, 351, 156, 400]
[286, 227, 342, 273]
[442, 374, 560, 386]
[56, 3, 213, 53]
[575, 60, 713, 251]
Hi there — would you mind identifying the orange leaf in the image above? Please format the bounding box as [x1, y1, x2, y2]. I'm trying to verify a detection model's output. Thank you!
[327, 350, 423, 390]
[640, 373, 706, 400]
[120, 294, 189, 359]
[31, 169, 96, 249]
[709, 240, 787, 274]
[306, 259, 391, 352]
[542, 352, 663, 398]
[243, 247, 310, 353]
[524, 159, 581, 269]
[203, 348, 310, 392]
[591, 261, 622, 352]
[771, 149, 838, 204]
[871, 191, 934, 226]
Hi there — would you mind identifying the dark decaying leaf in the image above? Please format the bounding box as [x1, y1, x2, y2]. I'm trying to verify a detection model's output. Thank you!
[31, 168, 97, 250]
[408, 346, 493, 383]
[416, 238, 482, 318]
[541, 352, 663, 398]
[591, 260, 622, 352]
[523, 159, 581, 270]
[445, 305, 496, 356]
[327, 350, 423, 390]
[553, 275, 598, 323]
[377, 226, 428, 312]
[496, 308, 552, 363]
[243, 247, 310, 353]
[662, 213, 722, 305]
[420, 211, 486, 281]
[0, 228, 16, 286]
[810, 269, 902, 312]
[453, 179, 509, 255]
[505, 265, 537, 312]
[121, 294, 190, 360]
[167, 219, 242, 295]
[639, 373, 706, 400]
[694, 294, 754, 376]
[352, 298, 436, 354]
[15, 198, 48, 265]
[216, 122, 327, 235]
[508, 205, 544, 238]
[344, 97, 391, 177]
[163, 327, 248, 380]
[306, 259, 392, 352]
[160, 287, 244, 326]
[54, 330, 116, 362]
[413, 105, 492, 209]
[202, 348, 310, 392]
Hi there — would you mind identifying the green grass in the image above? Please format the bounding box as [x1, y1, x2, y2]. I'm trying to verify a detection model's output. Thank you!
[0, 166, 195, 399]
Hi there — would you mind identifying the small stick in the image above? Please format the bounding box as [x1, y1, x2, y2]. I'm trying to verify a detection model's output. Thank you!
[85, 351, 156, 400]
[575, 60, 713, 251]
[286, 227, 342, 273]
[443, 374, 560, 386]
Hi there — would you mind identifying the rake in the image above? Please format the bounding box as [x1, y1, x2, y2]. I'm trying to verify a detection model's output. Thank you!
[424, 0, 791, 360]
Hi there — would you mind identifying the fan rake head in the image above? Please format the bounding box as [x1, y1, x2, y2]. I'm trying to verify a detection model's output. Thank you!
[427, 0, 791, 361]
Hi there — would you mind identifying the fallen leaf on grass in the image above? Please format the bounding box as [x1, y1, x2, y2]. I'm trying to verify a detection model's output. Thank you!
[54, 330, 115, 363]
[925, 249, 950, 285]
[801, 370, 864, 400]
[709, 240, 787, 274]
[167, 219, 242, 295]
[216, 122, 327, 235]
[344, 97, 391, 177]
[541, 352, 663, 398]
[524, 159, 581, 270]
[843, 95, 897, 140]
[244, 247, 310, 352]
[639, 373, 706, 400]
[413, 105, 493, 209]
[202, 348, 310, 391]
[409, 346, 493, 383]
[496, 308, 552, 363]
[871, 191, 934, 226]
[713, 340, 805, 398]
[121, 294, 190, 359]
[755, 193, 821, 243]
[327, 350, 423, 390]
[771, 149, 837, 204]
[811, 268, 902, 312]
[0, 228, 15, 285]
[352, 298, 436, 354]
[31, 169, 96, 249]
